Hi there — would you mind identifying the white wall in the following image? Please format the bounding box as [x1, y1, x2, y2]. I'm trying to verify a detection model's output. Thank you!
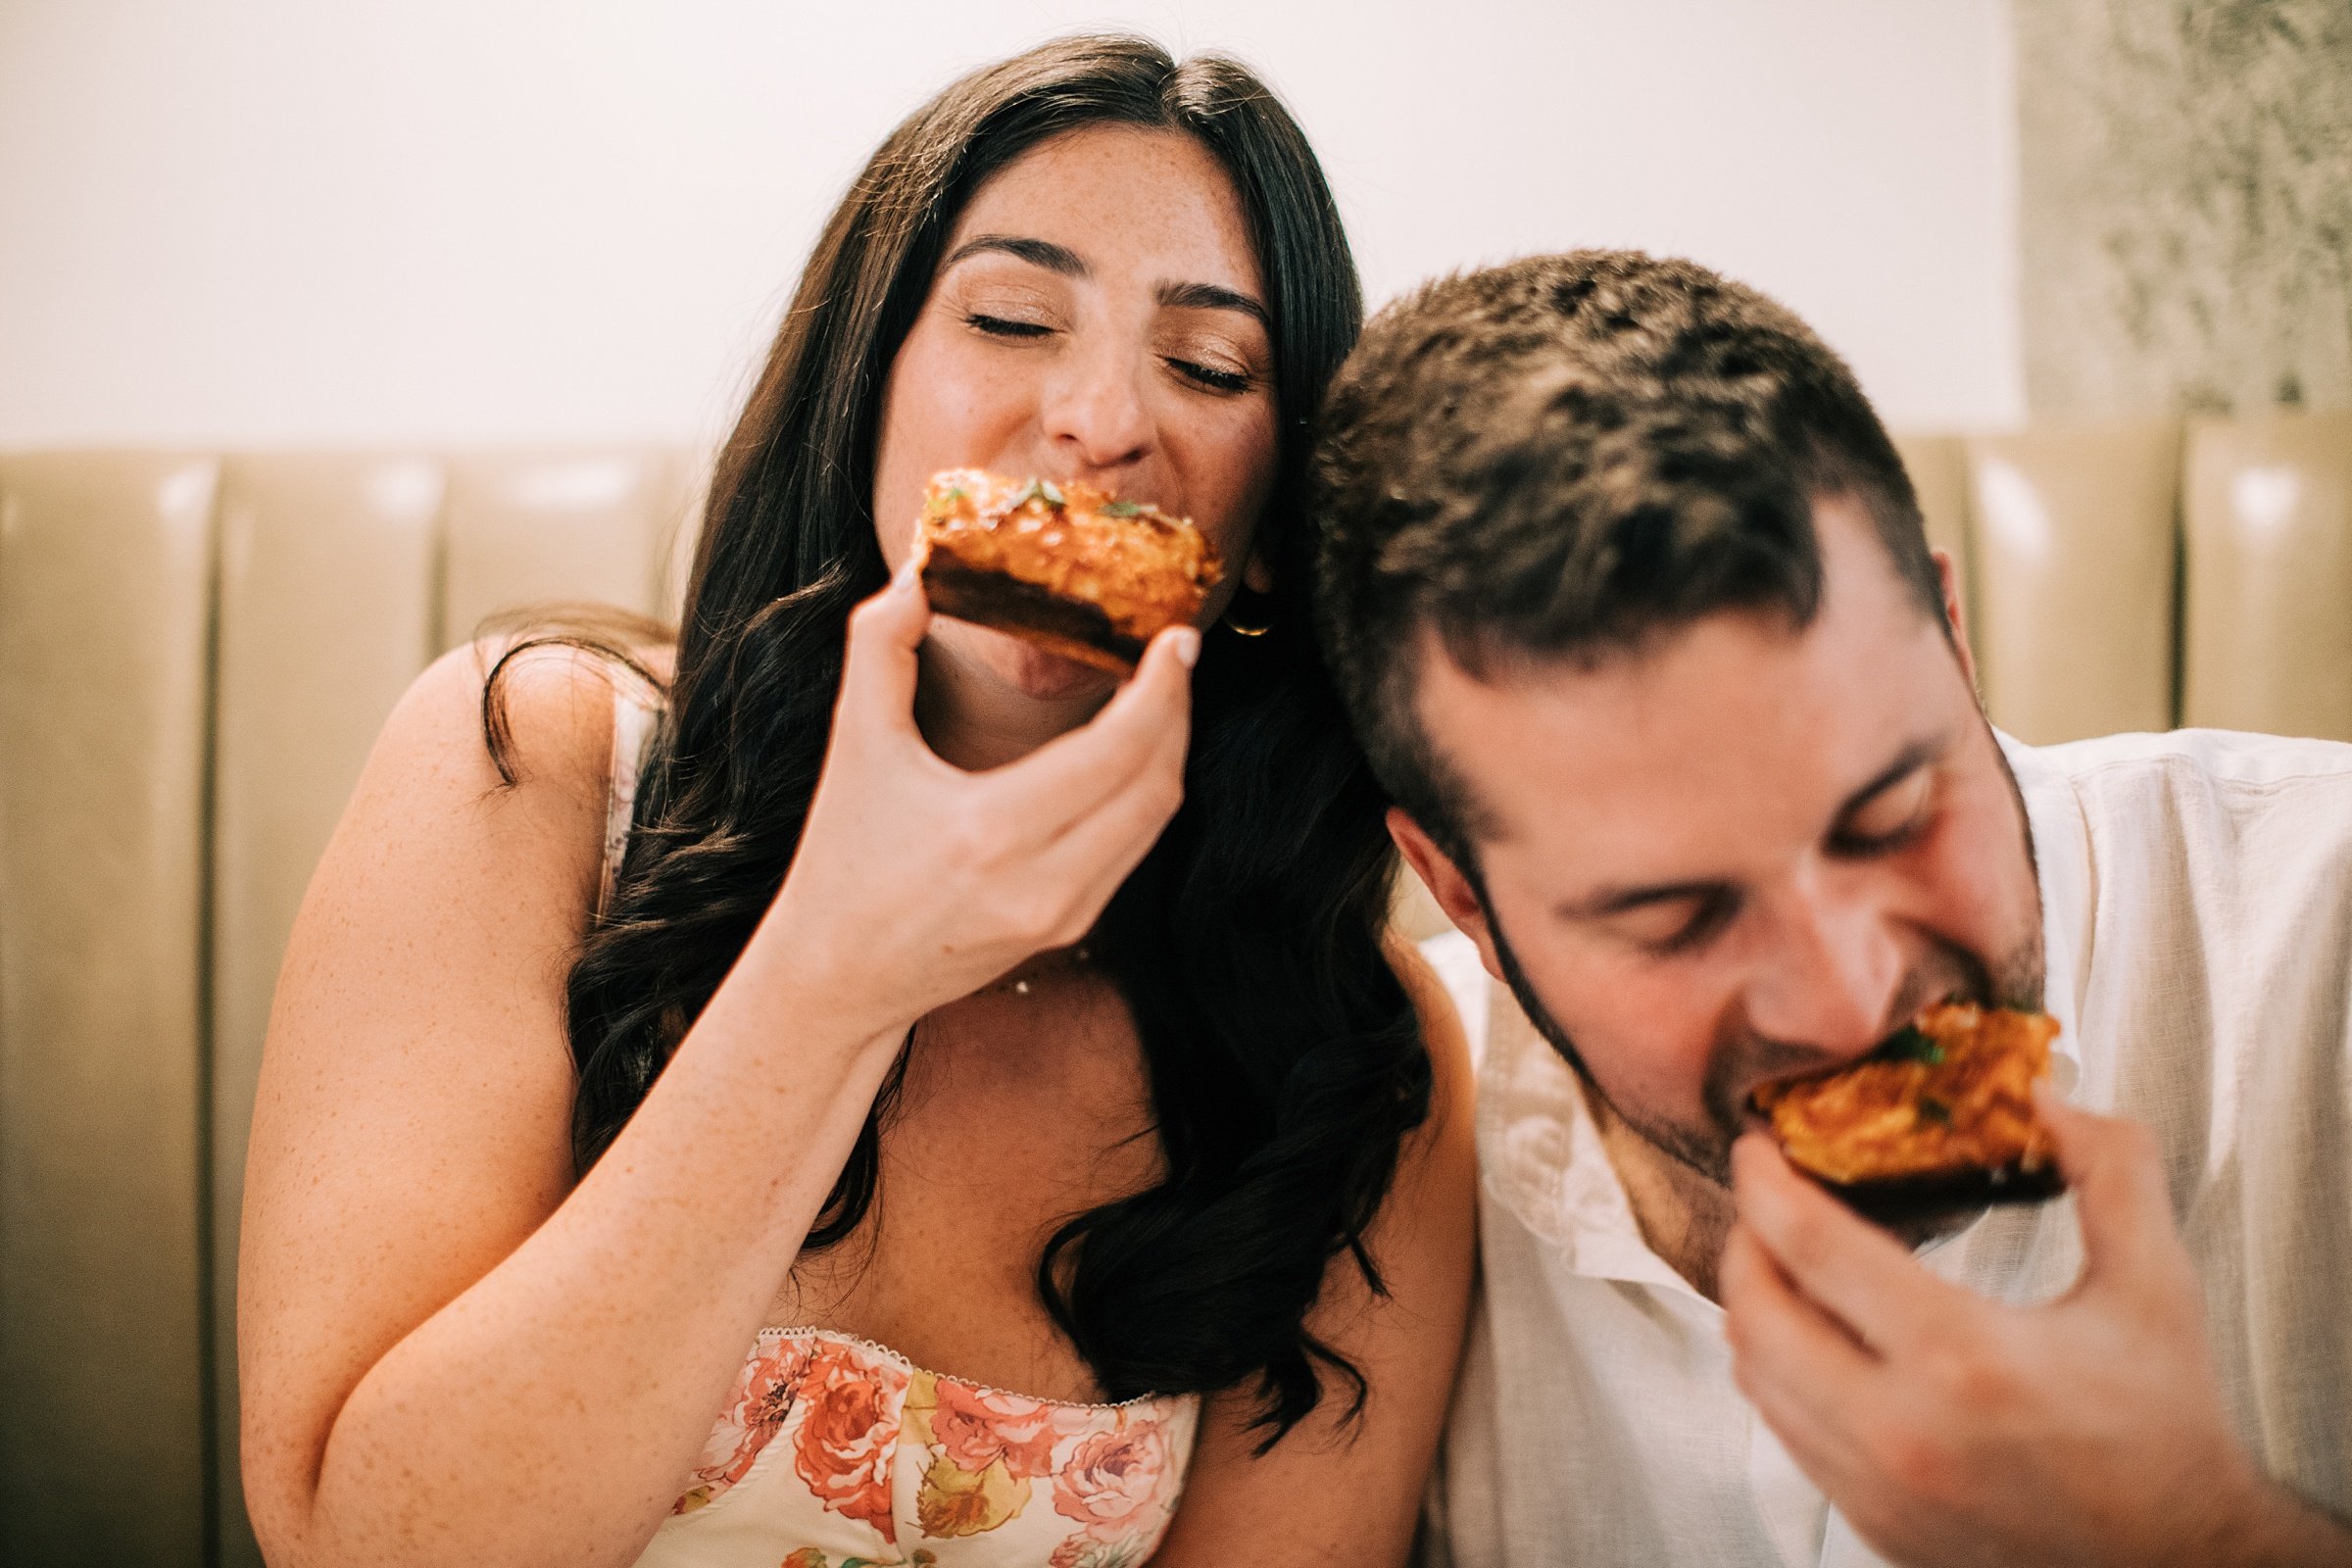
[0, 0, 2022, 449]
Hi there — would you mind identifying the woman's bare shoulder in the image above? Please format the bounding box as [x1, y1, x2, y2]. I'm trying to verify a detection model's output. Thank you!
[275, 632, 668, 1039]
[278, 633, 658, 1030]
[368, 634, 669, 825]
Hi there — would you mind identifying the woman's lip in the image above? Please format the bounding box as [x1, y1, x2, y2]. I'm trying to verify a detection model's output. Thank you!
[1045, 472, 1174, 512]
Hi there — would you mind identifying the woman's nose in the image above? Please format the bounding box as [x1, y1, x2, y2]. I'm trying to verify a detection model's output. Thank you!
[1041, 339, 1152, 476]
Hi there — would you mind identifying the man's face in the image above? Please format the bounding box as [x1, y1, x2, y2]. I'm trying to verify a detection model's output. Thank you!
[1397, 495, 2043, 1186]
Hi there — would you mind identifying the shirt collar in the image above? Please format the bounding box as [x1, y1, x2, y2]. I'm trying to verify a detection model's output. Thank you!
[1473, 971, 1696, 1295]
[1473, 728, 2095, 1287]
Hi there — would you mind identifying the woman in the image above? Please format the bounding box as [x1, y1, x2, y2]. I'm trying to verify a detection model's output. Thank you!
[239, 35, 1473, 1568]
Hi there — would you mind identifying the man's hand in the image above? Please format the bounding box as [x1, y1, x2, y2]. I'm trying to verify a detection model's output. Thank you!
[1721, 1089, 2352, 1567]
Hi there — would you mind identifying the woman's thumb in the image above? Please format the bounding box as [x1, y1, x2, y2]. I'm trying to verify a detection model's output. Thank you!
[835, 559, 931, 741]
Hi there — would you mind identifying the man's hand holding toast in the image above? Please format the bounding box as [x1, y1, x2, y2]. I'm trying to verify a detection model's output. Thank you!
[1725, 1090, 2352, 1567]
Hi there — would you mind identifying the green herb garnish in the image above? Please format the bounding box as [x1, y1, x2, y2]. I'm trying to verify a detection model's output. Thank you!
[1101, 500, 1145, 517]
[940, 486, 968, 504]
[1878, 1025, 1945, 1066]
[1914, 1096, 1952, 1126]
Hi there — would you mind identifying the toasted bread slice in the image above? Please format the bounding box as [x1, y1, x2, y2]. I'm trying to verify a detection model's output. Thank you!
[912, 469, 1221, 672]
[1750, 1002, 2066, 1224]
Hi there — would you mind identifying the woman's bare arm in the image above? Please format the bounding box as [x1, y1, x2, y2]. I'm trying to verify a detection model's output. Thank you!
[239, 577, 1198, 1568]
[237, 642, 911, 1567]
[1149, 937, 1480, 1566]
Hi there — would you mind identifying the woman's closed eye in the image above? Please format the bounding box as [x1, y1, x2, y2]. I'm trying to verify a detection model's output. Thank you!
[1166, 355, 1253, 394]
[966, 311, 1054, 340]
[1157, 329, 1263, 396]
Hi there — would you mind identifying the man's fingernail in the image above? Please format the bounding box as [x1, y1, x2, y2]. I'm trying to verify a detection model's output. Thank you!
[1170, 627, 1200, 668]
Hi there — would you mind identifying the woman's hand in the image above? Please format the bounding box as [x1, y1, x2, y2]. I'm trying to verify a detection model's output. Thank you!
[760, 562, 1199, 1033]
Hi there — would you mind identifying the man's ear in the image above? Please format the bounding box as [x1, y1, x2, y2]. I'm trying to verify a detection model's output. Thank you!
[1930, 545, 1980, 690]
[1388, 806, 1506, 984]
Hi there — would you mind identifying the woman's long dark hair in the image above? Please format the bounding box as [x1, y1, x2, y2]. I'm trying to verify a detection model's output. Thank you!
[500, 35, 1428, 1442]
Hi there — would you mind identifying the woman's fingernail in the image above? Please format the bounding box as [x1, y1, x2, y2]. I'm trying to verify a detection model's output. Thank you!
[1170, 627, 1200, 668]
[892, 557, 920, 592]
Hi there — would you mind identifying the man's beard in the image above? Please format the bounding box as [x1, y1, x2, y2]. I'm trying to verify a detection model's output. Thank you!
[1474, 742, 2048, 1190]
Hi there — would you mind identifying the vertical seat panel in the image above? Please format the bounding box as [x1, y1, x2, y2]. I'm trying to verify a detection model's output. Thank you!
[207, 454, 444, 1568]
[438, 449, 688, 652]
[2181, 411, 2352, 741]
[0, 452, 218, 1567]
[1964, 421, 2181, 743]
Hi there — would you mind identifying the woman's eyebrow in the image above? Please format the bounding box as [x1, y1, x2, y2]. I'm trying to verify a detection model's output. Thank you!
[943, 234, 1087, 275]
[1156, 279, 1269, 328]
[942, 234, 1266, 327]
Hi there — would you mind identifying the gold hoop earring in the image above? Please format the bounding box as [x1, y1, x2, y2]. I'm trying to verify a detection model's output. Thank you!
[1222, 588, 1275, 637]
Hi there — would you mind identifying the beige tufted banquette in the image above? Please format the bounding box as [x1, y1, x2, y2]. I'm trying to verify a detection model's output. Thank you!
[2, 410, 2348, 1566]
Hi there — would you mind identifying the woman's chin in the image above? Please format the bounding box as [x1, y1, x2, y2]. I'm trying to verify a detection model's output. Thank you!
[1003, 644, 1121, 702]
[937, 618, 1120, 704]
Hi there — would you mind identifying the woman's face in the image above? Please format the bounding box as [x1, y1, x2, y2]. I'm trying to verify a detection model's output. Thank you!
[872, 122, 1280, 703]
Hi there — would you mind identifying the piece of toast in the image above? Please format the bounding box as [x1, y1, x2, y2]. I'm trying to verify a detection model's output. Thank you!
[1749, 1002, 2066, 1225]
[912, 468, 1222, 673]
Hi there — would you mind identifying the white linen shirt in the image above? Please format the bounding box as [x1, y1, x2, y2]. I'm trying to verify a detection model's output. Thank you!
[1417, 729, 2352, 1567]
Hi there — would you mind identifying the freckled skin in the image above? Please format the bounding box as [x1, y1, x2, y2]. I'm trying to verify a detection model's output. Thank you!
[236, 106, 1476, 1568]
[872, 124, 1278, 715]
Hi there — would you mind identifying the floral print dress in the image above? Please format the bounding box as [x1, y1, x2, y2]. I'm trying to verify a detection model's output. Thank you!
[630, 1328, 1200, 1568]
[605, 692, 1201, 1567]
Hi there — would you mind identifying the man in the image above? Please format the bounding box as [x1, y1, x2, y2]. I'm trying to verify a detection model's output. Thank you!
[1312, 251, 2352, 1566]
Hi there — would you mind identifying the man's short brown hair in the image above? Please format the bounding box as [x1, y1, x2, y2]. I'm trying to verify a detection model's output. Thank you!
[1310, 249, 1942, 864]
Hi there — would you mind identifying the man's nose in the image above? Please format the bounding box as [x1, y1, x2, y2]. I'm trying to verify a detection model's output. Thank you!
[1041, 339, 1152, 477]
[1744, 867, 1905, 1060]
